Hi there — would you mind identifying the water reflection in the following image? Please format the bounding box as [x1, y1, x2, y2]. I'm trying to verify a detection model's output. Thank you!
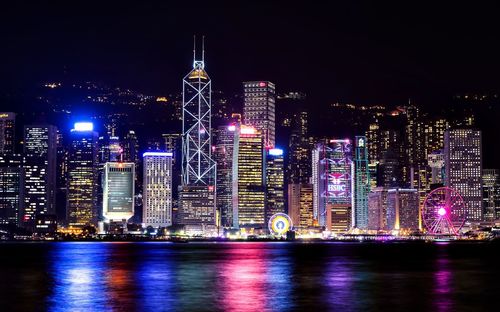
[0, 241, 494, 311]
[434, 244, 453, 312]
[48, 242, 109, 311]
[217, 243, 293, 312]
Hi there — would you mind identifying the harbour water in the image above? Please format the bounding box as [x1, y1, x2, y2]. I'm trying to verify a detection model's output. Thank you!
[0, 241, 498, 311]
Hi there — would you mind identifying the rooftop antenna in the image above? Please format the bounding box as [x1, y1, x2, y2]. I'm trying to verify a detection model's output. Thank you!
[202, 35, 205, 63]
[193, 35, 196, 68]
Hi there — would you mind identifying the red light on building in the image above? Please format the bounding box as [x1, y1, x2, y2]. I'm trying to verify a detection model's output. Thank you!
[208, 186, 214, 192]
[259, 82, 266, 87]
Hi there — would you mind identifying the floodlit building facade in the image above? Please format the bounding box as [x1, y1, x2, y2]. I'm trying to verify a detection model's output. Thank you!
[142, 152, 173, 228]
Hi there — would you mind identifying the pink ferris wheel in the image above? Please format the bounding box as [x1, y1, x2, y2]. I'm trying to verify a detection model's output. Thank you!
[421, 187, 467, 235]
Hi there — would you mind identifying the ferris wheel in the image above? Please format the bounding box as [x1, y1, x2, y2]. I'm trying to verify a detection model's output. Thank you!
[421, 187, 467, 235]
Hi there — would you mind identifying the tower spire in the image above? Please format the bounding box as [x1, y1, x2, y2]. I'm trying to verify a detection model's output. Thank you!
[193, 35, 196, 68]
[202, 35, 205, 63]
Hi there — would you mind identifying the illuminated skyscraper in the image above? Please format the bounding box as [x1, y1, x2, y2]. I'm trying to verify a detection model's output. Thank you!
[289, 183, 314, 229]
[353, 136, 370, 229]
[266, 148, 285, 225]
[22, 125, 57, 227]
[232, 125, 265, 229]
[180, 37, 216, 228]
[102, 162, 135, 223]
[181, 37, 216, 186]
[214, 124, 237, 227]
[0, 112, 16, 153]
[0, 154, 23, 225]
[444, 129, 483, 222]
[243, 81, 276, 147]
[67, 122, 98, 228]
[482, 169, 500, 221]
[313, 139, 353, 232]
[142, 152, 173, 228]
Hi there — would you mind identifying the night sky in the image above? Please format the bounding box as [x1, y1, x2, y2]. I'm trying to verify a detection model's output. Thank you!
[2, 1, 500, 107]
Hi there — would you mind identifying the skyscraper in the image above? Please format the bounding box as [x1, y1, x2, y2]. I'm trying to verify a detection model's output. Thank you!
[67, 122, 98, 228]
[482, 169, 500, 222]
[214, 124, 237, 227]
[181, 38, 216, 186]
[444, 129, 483, 222]
[353, 136, 370, 229]
[22, 125, 57, 228]
[266, 148, 285, 226]
[312, 139, 353, 232]
[243, 81, 276, 147]
[0, 154, 23, 226]
[179, 38, 216, 229]
[142, 152, 173, 228]
[102, 162, 135, 223]
[0, 112, 16, 154]
[232, 125, 265, 229]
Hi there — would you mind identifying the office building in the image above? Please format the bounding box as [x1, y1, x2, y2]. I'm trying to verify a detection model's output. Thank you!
[444, 129, 483, 221]
[0, 154, 23, 225]
[22, 125, 57, 227]
[102, 162, 135, 222]
[367, 187, 388, 231]
[214, 124, 237, 227]
[142, 152, 173, 228]
[312, 139, 353, 230]
[243, 81, 276, 147]
[266, 148, 285, 225]
[386, 188, 419, 232]
[232, 125, 265, 229]
[483, 169, 500, 221]
[353, 136, 370, 229]
[0, 112, 16, 154]
[67, 122, 98, 228]
[181, 38, 216, 186]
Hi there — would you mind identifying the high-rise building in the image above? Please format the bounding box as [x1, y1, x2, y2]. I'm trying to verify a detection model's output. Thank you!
[353, 136, 370, 229]
[367, 187, 388, 231]
[179, 38, 217, 228]
[22, 125, 57, 228]
[482, 169, 500, 222]
[386, 188, 419, 232]
[214, 124, 237, 227]
[243, 81, 276, 147]
[288, 183, 315, 229]
[142, 152, 173, 228]
[181, 39, 216, 186]
[312, 139, 353, 231]
[102, 162, 135, 223]
[0, 154, 23, 225]
[232, 125, 265, 229]
[444, 129, 483, 222]
[266, 148, 285, 225]
[0, 112, 16, 154]
[288, 111, 311, 184]
[428, 151, 445, 185]
[67, 122, 98, 228]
